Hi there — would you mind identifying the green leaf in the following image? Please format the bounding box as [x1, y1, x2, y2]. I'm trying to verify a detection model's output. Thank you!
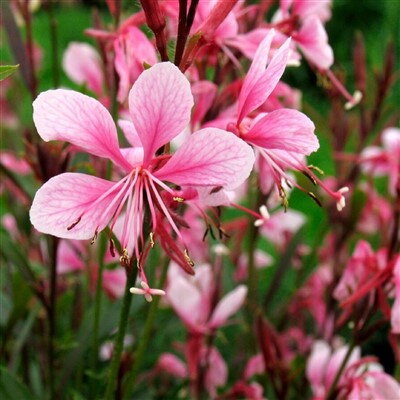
[0, 367, 38, 400]
[0, 65, 19, 81]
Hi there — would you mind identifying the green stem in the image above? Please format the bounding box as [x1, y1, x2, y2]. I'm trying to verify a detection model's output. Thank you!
[46, 0, 59, 88]
[104, 266, 138, 400]
[122, 258, 170, 398]
[47, 236, 59, 400]
[90, 233, 107, 397]
[246, 188, 261, 316]
[326, 341, 355, 400]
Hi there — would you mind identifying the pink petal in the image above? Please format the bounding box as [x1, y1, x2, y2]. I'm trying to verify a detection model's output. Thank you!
[62, 42, 103, 95]
[369, 373, 400, 399]
[33, 90, 131, 171]
[0, 151, 31, 175]
[294, 16, 333, 70]
[244, 354, 265, 379]
[128, 62, 194, 165]
[157, 353, 187, 378]
[118, 119, 142, 147]
[167, 275, 202, 330]
[114, 26, 158, 103]
[225, 28, 270, 60]
[209, 285, 247, 328]
[238, 30, 291, 123]
[57, 240, 85, 274]
[30, 173, 119, 240]
[204, 347, 228, 397]
[306, 340, 330, 390]
[103, 268, 127, 299]
[292, 0, 332, 22]
[245, 109, 318, 155]
[155, 128, 255, 190]
[119, 148, 143, 167]
[191, 80, 218, 128]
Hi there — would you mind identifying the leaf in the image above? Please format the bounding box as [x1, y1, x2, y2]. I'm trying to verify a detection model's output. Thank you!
[0, 367, 38, 400]
[0, 65, 19, 81]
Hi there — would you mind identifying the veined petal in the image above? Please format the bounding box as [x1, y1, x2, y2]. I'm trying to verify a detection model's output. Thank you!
[155, 128, 255, 190]
[33, 89, 131, 170]
[245, 109, 318, 155]
[238, 31, 291, 123]
[62, 42, 103, 95]
[295, 16, 333, 70]
[128, 62, 194, 165]
[209, 285, 247, 328]
[30, 173, 120, 240]
[118, 119, 142, 147]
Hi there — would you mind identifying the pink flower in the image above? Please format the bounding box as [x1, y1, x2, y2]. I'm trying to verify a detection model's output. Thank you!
[306, 340, 361, 399]
[223, 30, 347, 210]
[333, 241, 386, 303]
[166, 263, 247, 333]
[361, 127, 400, 195]
[0, 151, 31, 175]
[157, 353, 187, 379]
[292, 16, 334, 70]
[56, 239, 127, 300]
[63, 42, 104, 97]
[114, 26, 157, 103]
[30, 62, 254, 276]
[156, 345, 227, 397]
[347, 370, 400, 400]
[281, 0, 332, 23]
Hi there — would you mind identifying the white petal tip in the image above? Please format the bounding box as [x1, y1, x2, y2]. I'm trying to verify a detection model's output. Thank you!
[344, 90, 362, 110]
[129, 287, 143, 295]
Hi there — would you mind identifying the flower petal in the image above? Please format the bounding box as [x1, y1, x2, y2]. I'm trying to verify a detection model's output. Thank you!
[245, 109, 318, 155]
[118, 119, 142, 147]
[30, 173, 120, 240]
[62, 42, 103, 95]
[167, 274, 202, 330]
[33, 89, 131, 170]
[209, 285, 247, 328]
[155, 128, 255, 190]
[57, 240, 85, 274]
[238, 31, 291, 123]
[128, 62, 194, 165]
[294, 16, 333, 70]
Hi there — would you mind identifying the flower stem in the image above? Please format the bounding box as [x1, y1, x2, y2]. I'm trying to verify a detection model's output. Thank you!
[326, 342, 355, 400]
[104, 265, 138, 400]
[90, 233, 107, 397]
[122, 257, 170, 397]
[46, 0, 60, 88]
[47, 236, 59, 400]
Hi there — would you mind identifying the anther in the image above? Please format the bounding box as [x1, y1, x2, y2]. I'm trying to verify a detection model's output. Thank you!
[184, 249, 195, 267]
[308, 191, 322, 207]
[67, 216, 81, 231]
[90, 228, 99, 245]
[302, 170, 317, 185]
[307, 165, 325, 175]
[210, 186, 223, 194]
[109, 238, 115, 257]
[120, 248, 130, 267]
[173, 196, 185, 203]
[149, 232, 155, 248]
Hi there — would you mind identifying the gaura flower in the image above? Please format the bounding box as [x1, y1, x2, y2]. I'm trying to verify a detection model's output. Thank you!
[227, 29, 348, 210]
[30, 62, 254, 273]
